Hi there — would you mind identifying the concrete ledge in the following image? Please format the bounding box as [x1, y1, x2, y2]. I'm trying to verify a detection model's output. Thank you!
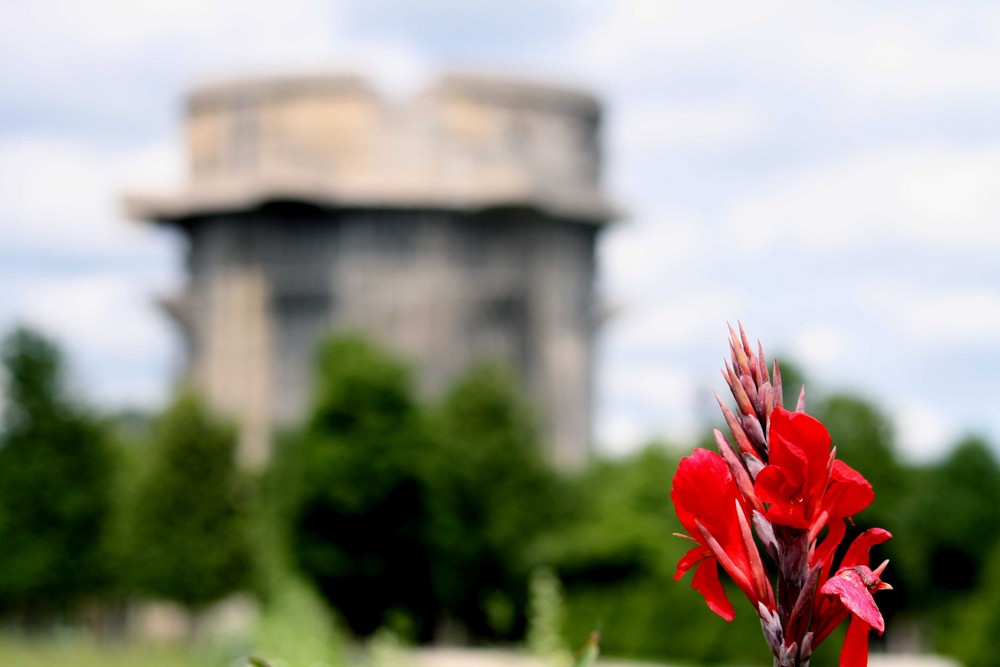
[124, 180, 618, 225]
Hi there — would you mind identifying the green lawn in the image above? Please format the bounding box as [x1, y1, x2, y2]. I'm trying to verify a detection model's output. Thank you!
[0, 634, 219, 667]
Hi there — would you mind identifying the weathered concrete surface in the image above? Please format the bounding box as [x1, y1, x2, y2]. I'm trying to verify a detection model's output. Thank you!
[127, 72, 616, 469]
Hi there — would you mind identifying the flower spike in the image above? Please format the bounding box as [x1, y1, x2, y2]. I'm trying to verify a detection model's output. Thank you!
[672, 326, 891, 667]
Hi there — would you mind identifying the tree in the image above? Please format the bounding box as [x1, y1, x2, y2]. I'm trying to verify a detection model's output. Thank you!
[0, 328, 114, 617]
[948, 544, 1000, 667]
[425, 363, 562, 639]
[903, 436, 1000, 601]
[275, 336, 435, 639]
[124, 389, 250, 609]
[539, 445, 768, 664]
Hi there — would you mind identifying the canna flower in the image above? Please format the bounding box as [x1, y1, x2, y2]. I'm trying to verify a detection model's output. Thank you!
[671, 325, 892, 667]
[820, 562, 892, 667]
[813, 527, 893, 667]
[754, 407, 874, 533]
[672, 448, 774, 620]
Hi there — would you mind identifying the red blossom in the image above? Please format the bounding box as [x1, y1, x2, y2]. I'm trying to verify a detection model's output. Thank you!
[812, 527, 893, 648]
[819, 562, 892, 667]
[671, 327, 892, 667]
[754, 407, 874, 531]
[672, 448, 774, 620]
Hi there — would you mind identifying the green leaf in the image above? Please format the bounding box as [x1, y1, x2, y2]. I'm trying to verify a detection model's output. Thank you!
[570, 631, 600, 667]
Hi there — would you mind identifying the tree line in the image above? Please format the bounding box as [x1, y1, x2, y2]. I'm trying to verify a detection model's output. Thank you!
[1, 326, 999, 666]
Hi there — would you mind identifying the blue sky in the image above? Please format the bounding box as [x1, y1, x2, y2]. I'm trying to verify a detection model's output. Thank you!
[2, 0, 1000, 461]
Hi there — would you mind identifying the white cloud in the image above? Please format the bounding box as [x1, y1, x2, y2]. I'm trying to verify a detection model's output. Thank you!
[607, 292, 742, 354]
[725, 146, 1000, 254]
[574, 1, 1000, 109]
[864, 283, 1000, 348]
[791, 325, 854, 371]
[0, 135, 182, 257]
[574, 0, 800, 78]
[0, 133, 181, 410]
[22, 273, 167, 355]
[613, 99, 768, 155]
[891, 401, 956, 463]
[602, 363, 693, 411]
[594, 411, 651, 457]
[791, 8, 1000, 105]
[18, 272, 177, 408]
[599, 211, 709, 296]
[0, 0, 433, 132]
[595, 362, 701, 455]
[0, 0, 342, 75]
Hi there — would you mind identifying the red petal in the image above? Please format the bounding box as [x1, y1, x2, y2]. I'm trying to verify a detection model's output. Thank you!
[840, 614, 871, 667]
[823, 460, 874, 519]
[755, 464, 810, 528]
[813, 519, 847, 578]
[672, 448, 763, 611]
[675, 544, 711, 580]
[821, 569, 885, 633]
[671, 449, 754, 569]
[671, 449, 732, 537]
[754, 464, 809, 528]
[769, 407, 831, 470]
[763, 500, 809, 529]
[692, 556, 736, 621]
[843, 528, 893, 569]
[760, 407, 837, 528]
[754, 465, 798, 505]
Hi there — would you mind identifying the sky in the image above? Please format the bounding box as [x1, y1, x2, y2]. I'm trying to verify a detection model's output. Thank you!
[2, 0, 1000, 462]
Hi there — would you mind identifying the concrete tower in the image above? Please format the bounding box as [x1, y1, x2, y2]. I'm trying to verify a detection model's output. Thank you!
[126, 72, 616, 469]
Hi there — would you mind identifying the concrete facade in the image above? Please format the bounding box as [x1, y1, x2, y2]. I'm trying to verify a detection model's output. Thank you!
[127, 72, 615, 469]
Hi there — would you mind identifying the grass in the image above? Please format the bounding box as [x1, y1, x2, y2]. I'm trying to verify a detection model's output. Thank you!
[0, 633, 213, 667]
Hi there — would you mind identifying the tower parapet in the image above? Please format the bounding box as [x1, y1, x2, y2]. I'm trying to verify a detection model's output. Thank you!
[128, 72, 612, 223]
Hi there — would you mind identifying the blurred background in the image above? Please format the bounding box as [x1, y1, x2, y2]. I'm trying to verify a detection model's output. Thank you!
[2, 1, 999, 666]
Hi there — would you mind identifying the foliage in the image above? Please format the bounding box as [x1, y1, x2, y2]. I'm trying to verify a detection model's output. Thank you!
[11, 325, 1000, 666]
[0, 634, 213, 667]
[123, 389, 251, 608]
[526, 567, 570, 666]
[545, 446, 770, 664]
[250, 575, 343, 667]
[276, 340, 566, 642]
[275, 336, 435, 639]
[947, 543, 1000, 667]
[902, 437, 1000, 602]
[0, 327, 115, 616]
[424, 363, 564, 639]
[541, 447, 682, 582]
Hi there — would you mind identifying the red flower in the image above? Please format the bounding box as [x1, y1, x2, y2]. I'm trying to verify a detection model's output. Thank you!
[672, 328, 894, 667]
[754, 407, 874, 531]
[672, 449, 774, 620]
[820, 562, 892, 667]
[812, 527, 893, 667]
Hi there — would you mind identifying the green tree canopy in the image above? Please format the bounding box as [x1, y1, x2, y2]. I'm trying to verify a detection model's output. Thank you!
[948, 543, 1000, 667]
[275, 336, 435, 639]
[425, 363, 563, 639]
[902, 436, 1000, 601]
[124, 389, 250, 609]
[0, 327, 114, 616]
[538, 445, 770, 664]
